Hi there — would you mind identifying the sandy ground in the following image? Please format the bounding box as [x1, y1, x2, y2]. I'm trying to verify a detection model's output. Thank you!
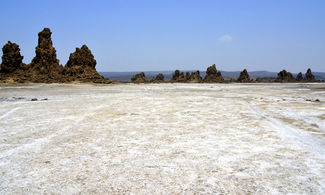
[0, 83, 324, 194]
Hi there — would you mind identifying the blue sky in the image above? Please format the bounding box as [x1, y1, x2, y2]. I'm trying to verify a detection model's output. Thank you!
[0, 0, 324, 72]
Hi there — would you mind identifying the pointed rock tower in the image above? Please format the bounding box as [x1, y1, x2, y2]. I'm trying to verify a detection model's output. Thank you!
[203, 64, 224, 83]
[296, 72, 303, 81]
[276, 69, 294, 82]
[304, 68, 315, 82]
[64, 44, 110, 83]
[237, 69, 251, 82]
[30, 28, 62, 75]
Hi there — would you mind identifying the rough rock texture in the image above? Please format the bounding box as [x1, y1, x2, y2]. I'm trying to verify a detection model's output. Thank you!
[0, 41, 24, 73]
[276, 70, 294, 82]
[150, 73, 164, 83]
[203, 64, 224, 83]
[304, 69, 315, 82]
[0, 28, 111, 84]
[237, 69, 251, 82]
[131, 72, 147, 83]
[66, 45, 96, 68]
[63, 45, 110, 83]
[171, 70, 186, 82]
[296, 72, 303, 81]
[30, 28, 63, 76]
[188, 71, 202, 83]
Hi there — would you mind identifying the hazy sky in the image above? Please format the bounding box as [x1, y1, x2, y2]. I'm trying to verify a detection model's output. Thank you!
[0, 0, 324, 72]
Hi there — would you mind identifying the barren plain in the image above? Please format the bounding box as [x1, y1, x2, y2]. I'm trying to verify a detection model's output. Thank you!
[0, 83, 324, 194]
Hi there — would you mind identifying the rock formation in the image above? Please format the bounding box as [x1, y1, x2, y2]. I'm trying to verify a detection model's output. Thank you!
[203, 64, 224, 83]
[150, 73, 164, 83]
[188, 71, 202, 83]
[171, 70, 186, 82]
[30, 28, 63, 77]
[131, 72, 147, 83]
[237, 69, 251, 82]
[304, 68, 315, 82]
[66, 45, 96, 68]
[63, 45, 109, 83]
[0, 41, 24, 73]
[185, 72, 191, 81]
[296, 72, 303, 81]
[276, 69, 294, 82]
[0, 28, 111, 83]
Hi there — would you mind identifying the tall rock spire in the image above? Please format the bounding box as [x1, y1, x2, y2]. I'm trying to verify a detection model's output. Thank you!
[30, 28, 60, 73]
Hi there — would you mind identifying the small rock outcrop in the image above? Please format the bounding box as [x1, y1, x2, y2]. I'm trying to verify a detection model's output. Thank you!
[171, 70, 186, 82]
[150, 73, 164, 83]
[237, 69, 251, 82]
[203, 64, 224, 83]
[0, 41, 24, 73]
[131, 72, 147, 83]
[276, 69, 294, 82]
[188, 71, 202, 83]
[296, 72, 303, 81]
[304, 68, 315, 82]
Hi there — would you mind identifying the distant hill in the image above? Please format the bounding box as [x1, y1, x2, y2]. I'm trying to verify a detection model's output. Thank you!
[100, 70, 325, 82]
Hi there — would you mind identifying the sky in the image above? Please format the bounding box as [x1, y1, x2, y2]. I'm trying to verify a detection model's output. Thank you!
[0, 0, 324, 72]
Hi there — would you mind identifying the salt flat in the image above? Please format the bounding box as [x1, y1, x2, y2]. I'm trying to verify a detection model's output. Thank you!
[0, 83, 325, 194]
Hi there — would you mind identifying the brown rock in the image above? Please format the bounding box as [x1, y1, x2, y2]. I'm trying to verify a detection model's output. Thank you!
[188, 70, 202, 83]
[0, 41, 24, 73]
[66, 45, 96, 68]
[30, 28, 63, 76]
[276, 69, 294, 82]
[64, 44, 110, 83]
[131, 72, 147, 83]
[237, 69, 251, 82]
[0, 27, 111, 84]
[150, 73, 164, 83]
[304, 68, 315, 82]
[185, 72, 191, 81]
[296, 72, 303, 81]
[171, 70, 186, 82]
[203, 64, 224, 83]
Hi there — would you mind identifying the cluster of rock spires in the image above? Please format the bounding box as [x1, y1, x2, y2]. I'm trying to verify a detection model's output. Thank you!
[130, 65, 317, 83]
[0, 28, 111, 83]
[276, 68, 316, 82]
[171, 70, 203, 83]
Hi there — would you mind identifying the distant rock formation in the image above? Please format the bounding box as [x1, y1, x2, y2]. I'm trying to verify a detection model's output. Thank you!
[171, 70, 186, 82]
[296, 72, 303, 81]
[276, 69, 294, 82]
[131, 72, 147, 83]
[203, 64, 224, 83]
[150, 73, 164, 83]
[237, 69, 251, 82]
[189, 71, 202, 83]
[0, 28, 111, 83]
[185, 72, 190, 81]
[0, 41, 24, 73]
[304, 68, 315, 82]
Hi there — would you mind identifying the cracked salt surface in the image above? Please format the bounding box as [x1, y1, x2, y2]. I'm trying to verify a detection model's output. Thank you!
[0, 83, 325, 194]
